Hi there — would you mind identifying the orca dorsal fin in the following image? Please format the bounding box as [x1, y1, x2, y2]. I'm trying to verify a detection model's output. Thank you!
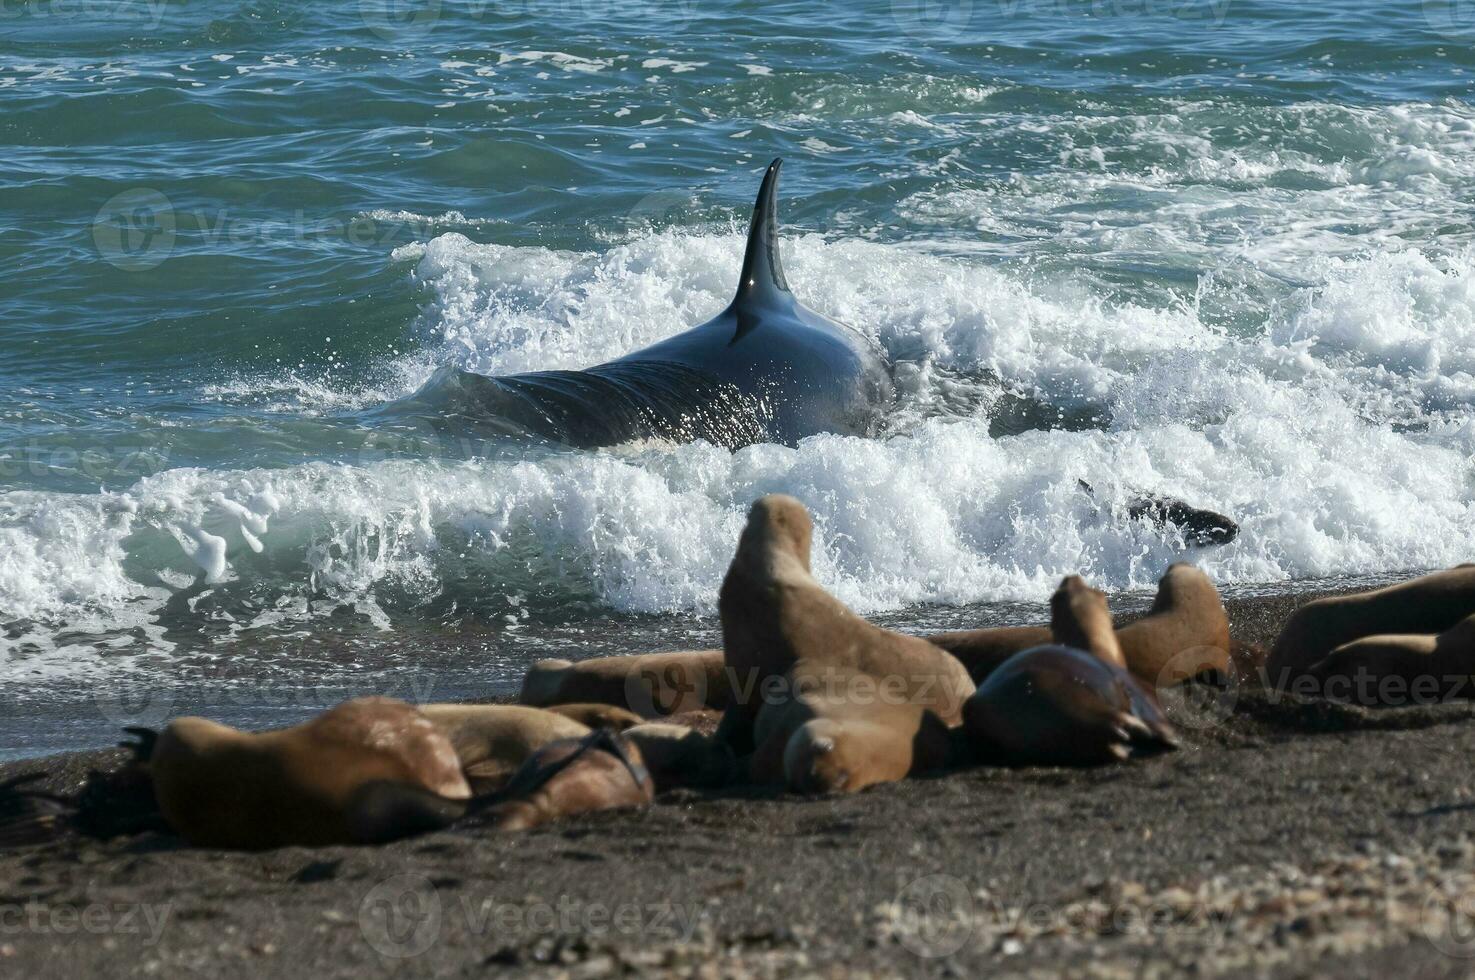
[735, 158, 791, 302]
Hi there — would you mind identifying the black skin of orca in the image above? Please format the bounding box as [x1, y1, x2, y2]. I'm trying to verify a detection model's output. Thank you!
[431, 158, 894, 450]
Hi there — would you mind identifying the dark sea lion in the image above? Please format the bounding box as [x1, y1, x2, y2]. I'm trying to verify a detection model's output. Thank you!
[927, 625, 1053, 684]
[416, 704, 591, 790]
[716, 494, 975, 753]
[621, 722, 738, 790]
[1267, 565, 1475, 688]
[1304, 612, 1475, 705]
[482, 730, 655, 832]
[405, 159, 892, 450]
[748, 664, 952, 794]
[519, 649, 729, 716]
[962, 578, 1177, 767]
[137, 697, 471, 849]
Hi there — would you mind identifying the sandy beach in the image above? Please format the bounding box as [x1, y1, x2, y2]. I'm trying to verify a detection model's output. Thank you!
[5, 585, 1475, 978]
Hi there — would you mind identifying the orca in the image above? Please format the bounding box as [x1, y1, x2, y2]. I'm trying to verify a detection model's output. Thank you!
[420, 158, 894, 450]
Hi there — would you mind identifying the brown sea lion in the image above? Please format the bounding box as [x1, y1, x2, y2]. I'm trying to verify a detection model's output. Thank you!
[929, 564, 1230, 689]
[621, 723, 738, 790]
[716, 495, 975, 753]
[483, 730, 655, 832]
[519, 649, 729, 717]
[544, 703, 644, 731]
[136, 697, 471, 850]
[1304, 612, 1475, 705]
[748, 664, 952, 794]
[1267, 565, 1475, 688]
[1115, 563, 1231, 687]
[1051, 575, 1127, 667]
[416, 704, 591, 790]
[962, 578, 1177, 767]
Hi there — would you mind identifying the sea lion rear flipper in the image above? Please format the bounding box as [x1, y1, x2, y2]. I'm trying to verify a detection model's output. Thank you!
[344, 781, 469, 845]
[120, 726, 159, 764]
[0, 772, 71, 848]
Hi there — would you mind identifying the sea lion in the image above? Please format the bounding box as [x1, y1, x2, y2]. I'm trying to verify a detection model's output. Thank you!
[1267, 565, 1475, 688]
[621, 723, 738, 790]
[136, 697, 471, 850]
[482, 730, 655, 832]
[416, 704, 591, 790]
[544, 703, 644, 731]
[716, 494, 975, 753]
[1115, 563, 1231, 687]
[519, 649, 729, 717]
[1304, 612, 1475, 705]
[928, 564, 1230, 689]
[748, 664, 952, 794]
[927, 625, 1053, 684]
[1050, 575, 1127, 667]
[396, 158, 892, 450]
[962, 578, 1177, 767]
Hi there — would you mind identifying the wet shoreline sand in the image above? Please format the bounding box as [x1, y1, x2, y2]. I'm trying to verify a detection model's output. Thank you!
[6, 583, 1475, 977]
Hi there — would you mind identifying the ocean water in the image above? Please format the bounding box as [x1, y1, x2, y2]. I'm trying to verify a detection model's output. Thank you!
[2, 0, 1473, 756]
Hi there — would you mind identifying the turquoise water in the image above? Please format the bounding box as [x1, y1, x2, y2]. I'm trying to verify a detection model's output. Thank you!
[2, 0, 1474, 753]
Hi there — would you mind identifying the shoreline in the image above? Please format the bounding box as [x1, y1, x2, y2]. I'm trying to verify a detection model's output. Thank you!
[10, 582, 1475, 976]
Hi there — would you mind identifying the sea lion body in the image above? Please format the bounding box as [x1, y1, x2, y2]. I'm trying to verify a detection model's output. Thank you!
[146, 697, 470, 849]
[487, 731, 655, 832]
[962, 578, 1176, 767]
[1267, 565, 1475, 686]
[748, 665, 952, 794]
[1305, 613, 1475, 704]
[519, 650, 729, 717]
[417, 704, 591, 789]
[717, 495, 975, 752]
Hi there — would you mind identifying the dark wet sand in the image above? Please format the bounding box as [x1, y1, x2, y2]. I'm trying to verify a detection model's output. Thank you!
[6, 585, 1475, 978]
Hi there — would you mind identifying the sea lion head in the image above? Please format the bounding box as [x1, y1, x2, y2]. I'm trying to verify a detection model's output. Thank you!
[782, 721, 849, 794]
[735, 494, 813, 574]
[1049, 575, 1124, 667]
[519, 658, 576, 707]
[1153, 563, 1218, 611]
